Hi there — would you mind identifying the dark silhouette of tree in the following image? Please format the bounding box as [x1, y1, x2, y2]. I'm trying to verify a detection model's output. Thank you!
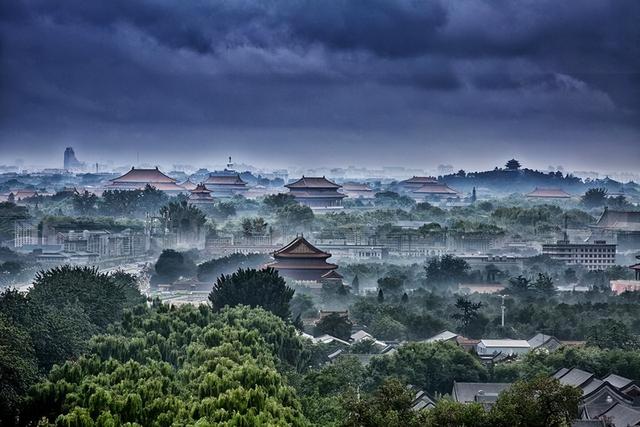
[159, 200, 206, 239]
[452, 297, 482, 335]
[314, 312, 352, 340]
[424, 255, 470, 288]
[532, 273, 555, 295]
[581, 187, 608, 208]
[587, 319, 639, 350]
[506, 275, 532, 295]
[72, 190, 97, 215]
[197, 253, 267, 282]
[262, 193, 296, 210]
[241, 217, 268, 237]
[377, 276, 403, 294]
[208, 268, 294, 319]
[275, 203, 314, 230]
[154, 249, 197, 283]
[401, 292, 409, 303]
[505, 159, 521, 170]
[377, 289, 384, 303]
[351, 274, 360, 295]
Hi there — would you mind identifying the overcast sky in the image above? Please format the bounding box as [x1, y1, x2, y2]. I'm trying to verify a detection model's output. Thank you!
[1, 0, 639, 172]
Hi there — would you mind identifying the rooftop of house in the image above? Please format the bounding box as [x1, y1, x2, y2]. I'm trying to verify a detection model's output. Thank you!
[413, 183, 459, 194]
[528, 333, 562, 350]
[273, 235, 332, 259]
[341, 182, 374, 191]
[285, 176, 341, 189]
[452, 382, 511, 404]
[479, 339, 531, 348]
[204, 174, 247, 186]
[554, 367, 595, 388]
[424, 330, 458, 343]
[111, 167, 176, 183]
[526, 187, 572, 198]
[593, 209, 640, 232]
[401, 176, 439, 185]
[598, 403, 640, 427]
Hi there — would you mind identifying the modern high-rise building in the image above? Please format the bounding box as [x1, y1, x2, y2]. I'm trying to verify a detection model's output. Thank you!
[63, 147, 83, 170]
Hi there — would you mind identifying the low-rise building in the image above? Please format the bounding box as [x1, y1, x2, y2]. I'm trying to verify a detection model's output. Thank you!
[14, 220, 39, 247]
[542, 240, 616, 271]
[476, 339, 531, 356]
[452, 382, 511, 409]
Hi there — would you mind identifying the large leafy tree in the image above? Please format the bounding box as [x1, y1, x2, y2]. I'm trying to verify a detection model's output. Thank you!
[197, 253, 268, 282]
[368, 341, 488, 394]
[452, 297, 483, 336]
[101, 189, 140, 216]
[343, 378, 427, 427]
[71, 190, 98, 215]
[159, 200, 206, 238]
[208, 268, 294, 319]
[23, 305, 310, 426]
[587, 318, 639, 350]
[489, 376, 581, 427]
[424, 255, 470, 288]
[0, 315, 39, 425]
[153, 249, 197, 283]
[314, 313, 352, 341]
[30, 266, 139, 330]
[275, 203, 314, 230]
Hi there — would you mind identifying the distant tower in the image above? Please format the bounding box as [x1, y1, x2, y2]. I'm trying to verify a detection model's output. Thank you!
[226, 156, 234, 170]
[63, 147, 82, 170]
[471, 187, 477, 203]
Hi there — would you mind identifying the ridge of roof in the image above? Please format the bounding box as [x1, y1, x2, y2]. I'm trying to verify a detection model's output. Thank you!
[285, 176, 341, 189]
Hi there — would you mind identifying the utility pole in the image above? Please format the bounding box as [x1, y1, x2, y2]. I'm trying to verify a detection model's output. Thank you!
[501, 295, 506, 327]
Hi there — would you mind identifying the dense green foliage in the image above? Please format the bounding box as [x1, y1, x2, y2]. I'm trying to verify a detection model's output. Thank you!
[153, 249, 198, 284]
[208, 268, 295, 319]
[0, 267, 142, 423]
[369, 342, 488, 394]
[0, 202, 29, 240]
[197, 253, 268, 282]
[24, 304, 310, 426]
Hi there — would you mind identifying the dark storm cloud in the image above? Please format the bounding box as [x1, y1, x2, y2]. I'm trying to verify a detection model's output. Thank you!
[0, 0, 639, 169]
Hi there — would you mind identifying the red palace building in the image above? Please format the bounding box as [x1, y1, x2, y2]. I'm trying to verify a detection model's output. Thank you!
[285, 176, 346, 209]
[267, 235, 342, 282]
[107, 166, 185, 194]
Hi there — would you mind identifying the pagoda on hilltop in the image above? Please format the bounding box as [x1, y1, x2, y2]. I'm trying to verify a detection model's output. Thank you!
[188, 183, 215, 206]
[285, 176, 346, 209]
[107, 166, 184, 193]
[267, 235, 340, 281]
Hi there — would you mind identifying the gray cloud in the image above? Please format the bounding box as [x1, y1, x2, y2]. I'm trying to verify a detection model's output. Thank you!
[0, 0, 638, 170]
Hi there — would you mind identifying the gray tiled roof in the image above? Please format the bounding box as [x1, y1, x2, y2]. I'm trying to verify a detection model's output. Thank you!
[452, 382, 511, 404]
[603, 374, 634, 390]
[556, 368, 594, 388]
[599, 403, 640, 427]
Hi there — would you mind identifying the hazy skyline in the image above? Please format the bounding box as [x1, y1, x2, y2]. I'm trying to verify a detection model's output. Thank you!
[1, 0, 639, 172]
